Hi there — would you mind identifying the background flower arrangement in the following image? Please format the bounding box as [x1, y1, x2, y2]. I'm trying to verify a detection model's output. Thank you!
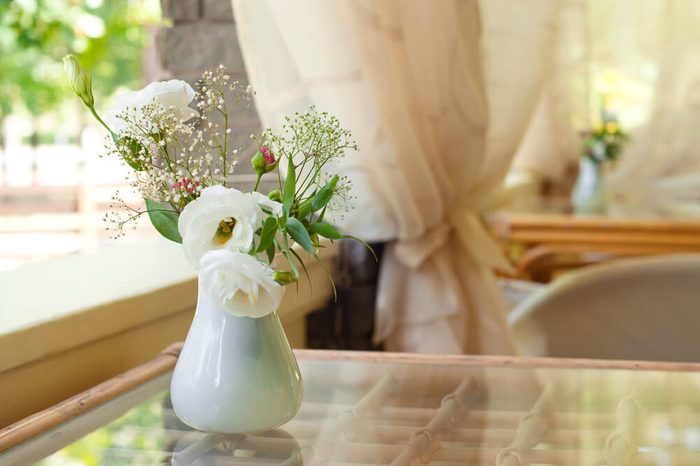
[580, 106, 628, 164]
[64, 55, 364, 318]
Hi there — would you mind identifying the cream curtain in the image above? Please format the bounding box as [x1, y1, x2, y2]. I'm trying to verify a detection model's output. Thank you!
[233, 0, 560, 353]
[608, 0, 700, 211]
[513, 0, 700, 209]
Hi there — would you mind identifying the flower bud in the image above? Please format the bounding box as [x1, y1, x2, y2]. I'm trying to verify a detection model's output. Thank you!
[273, 270, 296, 285]
[268, 189, 282, 202]
[63, 55, 94, 109]
[251, 146, 277, 175]
[260, 146, 275, 165]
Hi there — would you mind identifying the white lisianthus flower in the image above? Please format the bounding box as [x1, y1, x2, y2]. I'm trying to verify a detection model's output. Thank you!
[200, 249, 284, 318]
[105, 79, 199, 133]
[249, 191, 283, 220]
[178, 186, 282, 270]
[179, 186, 258, 269]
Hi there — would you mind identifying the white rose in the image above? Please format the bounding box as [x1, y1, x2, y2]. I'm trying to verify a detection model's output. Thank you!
[200, 250, 284, 318]
[105, 79, 199, 133]
[178, 186, 282, 270]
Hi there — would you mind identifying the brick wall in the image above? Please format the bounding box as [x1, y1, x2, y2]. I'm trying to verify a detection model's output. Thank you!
[158, 0, 265, 189]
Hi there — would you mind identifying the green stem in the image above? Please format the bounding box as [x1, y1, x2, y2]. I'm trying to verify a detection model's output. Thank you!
[253, 173, 262, 192]
[89, 106, 115, 138]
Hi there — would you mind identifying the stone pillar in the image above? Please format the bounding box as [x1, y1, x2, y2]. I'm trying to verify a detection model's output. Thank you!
[158, 0, 263, 189]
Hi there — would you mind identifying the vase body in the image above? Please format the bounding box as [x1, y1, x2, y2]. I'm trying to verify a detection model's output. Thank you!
[571, 157, 608, 214]
[170, 283, 302, 433]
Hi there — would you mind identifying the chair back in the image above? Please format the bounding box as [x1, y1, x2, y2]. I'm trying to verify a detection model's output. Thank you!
[509, 254, 700, 362]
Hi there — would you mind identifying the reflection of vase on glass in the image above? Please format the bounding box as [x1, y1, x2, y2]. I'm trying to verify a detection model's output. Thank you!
[572, 108, 627, 214]
[171, 428, 301, 465]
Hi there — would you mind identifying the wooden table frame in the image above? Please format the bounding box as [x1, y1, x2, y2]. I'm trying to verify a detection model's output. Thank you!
[486, 211, 700, 281]
[3, 343, 700, 455]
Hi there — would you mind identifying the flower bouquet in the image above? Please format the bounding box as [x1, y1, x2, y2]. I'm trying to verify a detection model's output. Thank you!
[572, 106, 628, 214]
[64, 56, 363, 432]
[580, 110, 627, 165]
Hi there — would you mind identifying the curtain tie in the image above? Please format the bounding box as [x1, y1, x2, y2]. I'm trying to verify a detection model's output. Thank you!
[393, 207, 514, 274]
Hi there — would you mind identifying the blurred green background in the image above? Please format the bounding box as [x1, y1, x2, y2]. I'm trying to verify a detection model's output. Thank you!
[0, 0, 161, 143]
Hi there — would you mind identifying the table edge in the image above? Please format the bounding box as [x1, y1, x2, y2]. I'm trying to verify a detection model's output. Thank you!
[295, 349, 700, 372]
[0, 342, 182, 454]
[3, 344, 700, 454]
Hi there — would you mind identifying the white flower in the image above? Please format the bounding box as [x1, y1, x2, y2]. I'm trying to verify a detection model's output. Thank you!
[178, 186, 282, 270]
[105, 79, 199, 133]
[249, 191, 283, 220]
[200, 250, 284, 318]
[178, 186, 257, 268]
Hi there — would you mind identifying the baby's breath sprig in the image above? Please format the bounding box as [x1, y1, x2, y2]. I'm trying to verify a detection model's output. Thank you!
[66, 57, 373, 295]
[195, 65, 252, 182]
[248, 106, 369, 293]
[259, 106, 357, 215]
[105, 191, 145, 239]
[67, 61, 255, 243]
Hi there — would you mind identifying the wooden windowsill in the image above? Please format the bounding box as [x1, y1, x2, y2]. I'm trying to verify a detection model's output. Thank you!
[0, 238, 337, 427]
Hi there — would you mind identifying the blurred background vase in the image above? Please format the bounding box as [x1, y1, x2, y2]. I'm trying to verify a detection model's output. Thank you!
[571, 156, 609, 214]
[170, 283, 302, 433]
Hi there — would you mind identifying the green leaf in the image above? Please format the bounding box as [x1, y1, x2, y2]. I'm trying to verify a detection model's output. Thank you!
[290, 247, 312, 290]
[296, 195, 315, 218]
[286, 217, 314, 254]
[145, 198, 182, 243]
[310, 221, 342, 240]
[119, 136, 145, 171]
[317, 255, 338, 301]
[266, 243, 276, 264]
[317, 205, 328, 223]
[256, 217, 278, 254]
[343, 234, 378, 262]
[310, 231, 320, 247]
[280, 236, 299, 281]
[311, 175, 339, 212]
[283, 156, 296, 214]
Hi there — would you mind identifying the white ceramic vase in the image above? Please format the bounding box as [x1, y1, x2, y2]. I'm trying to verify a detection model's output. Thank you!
[170, 282, 302, 433]
[571, 156, 608, 214]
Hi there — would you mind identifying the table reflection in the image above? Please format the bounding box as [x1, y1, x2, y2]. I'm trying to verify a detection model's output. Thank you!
[33, 358, 700, 465]
[171, 429, 301, 465]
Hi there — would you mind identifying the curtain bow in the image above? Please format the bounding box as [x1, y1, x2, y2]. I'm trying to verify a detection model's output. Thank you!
[393, 207, 515, 274]
[374, 206, 516, 350]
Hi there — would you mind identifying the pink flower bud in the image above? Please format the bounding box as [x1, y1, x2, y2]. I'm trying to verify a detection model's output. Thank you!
[261, 146, 275, 165]
[252, 146, 278, 175]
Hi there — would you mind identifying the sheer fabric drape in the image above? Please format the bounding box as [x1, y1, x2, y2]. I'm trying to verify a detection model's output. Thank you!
[513, 0, 700, 211]
[233, 0, 559, 353]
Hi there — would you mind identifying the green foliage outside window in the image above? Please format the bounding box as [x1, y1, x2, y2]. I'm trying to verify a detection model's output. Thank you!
[0, 0, 161, 117]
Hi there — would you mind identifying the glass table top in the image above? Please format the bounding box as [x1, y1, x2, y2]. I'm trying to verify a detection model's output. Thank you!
[7, 355, 700, 465]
